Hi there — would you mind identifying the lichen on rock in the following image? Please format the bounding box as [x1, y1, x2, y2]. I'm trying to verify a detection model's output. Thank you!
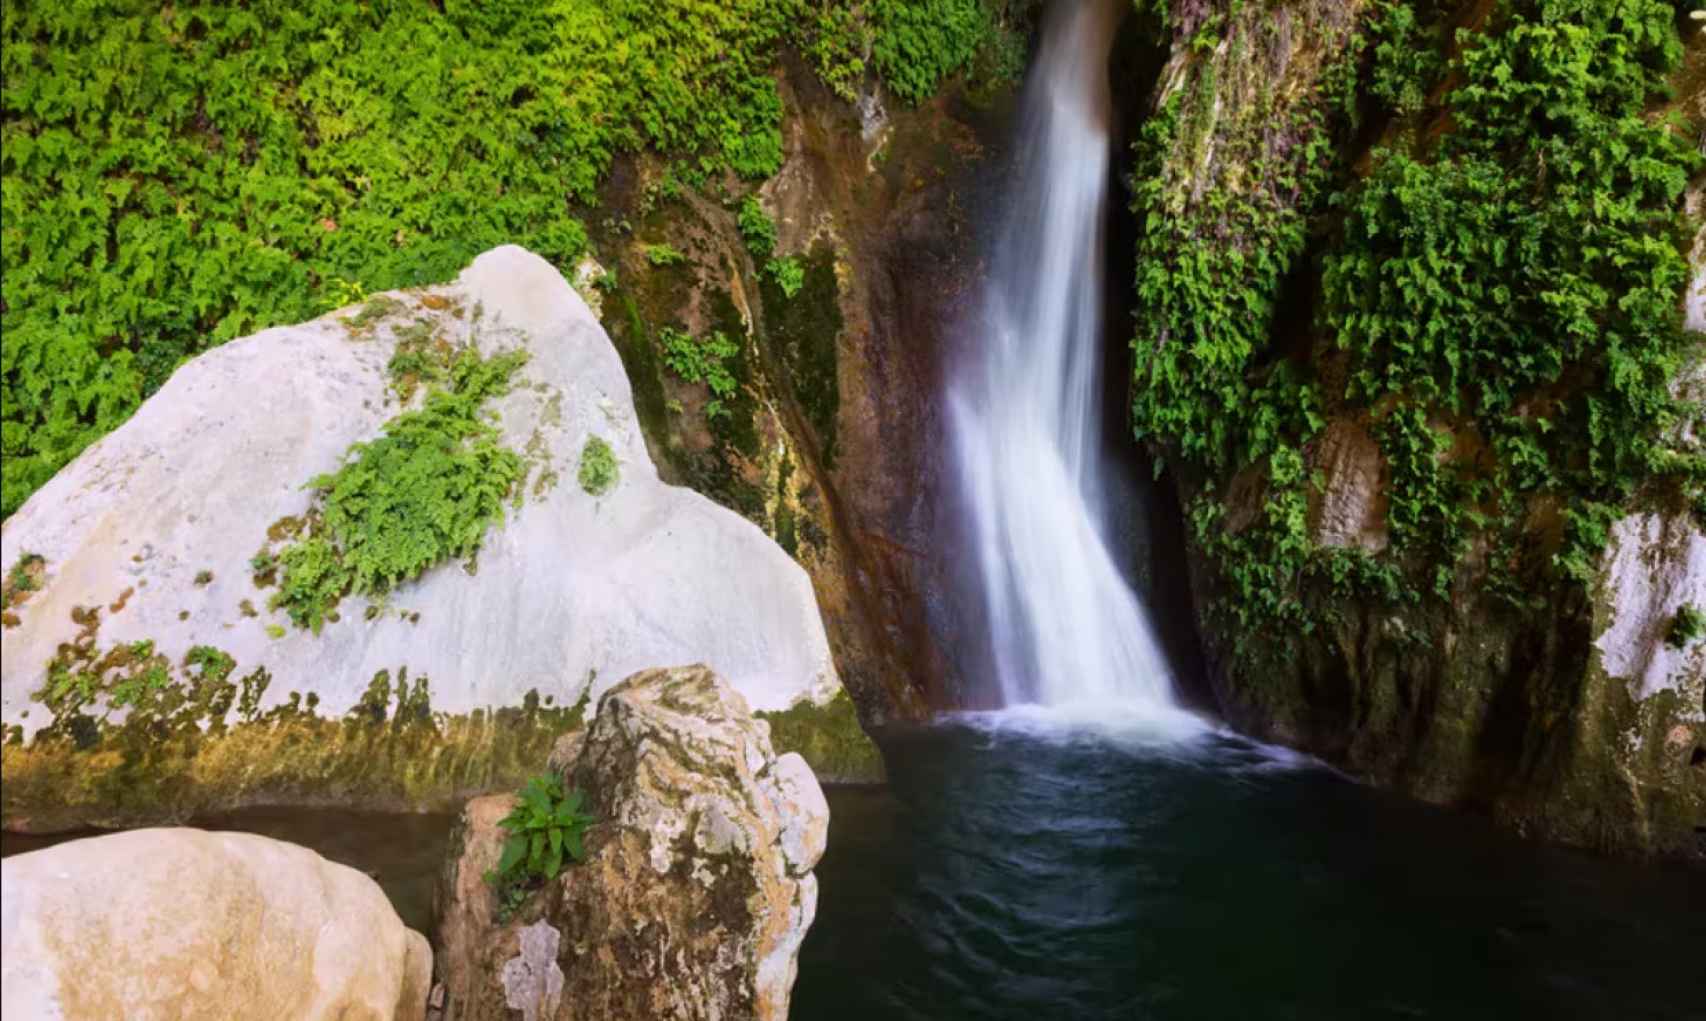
[436, 665, 828, 1021]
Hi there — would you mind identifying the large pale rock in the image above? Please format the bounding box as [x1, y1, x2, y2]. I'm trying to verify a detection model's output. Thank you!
[0, 246, 838, 739]
[1594, 512, 1706, 702]
[1, 828, 431, 1020]
[436, 665, 829, 1021]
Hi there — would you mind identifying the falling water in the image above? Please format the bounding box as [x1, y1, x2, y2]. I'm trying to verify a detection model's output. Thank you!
[950, 0, 1193, 726]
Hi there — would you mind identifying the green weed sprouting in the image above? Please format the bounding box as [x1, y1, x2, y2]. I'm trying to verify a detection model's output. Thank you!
[578, 436, 619, 496]
[485, 772, 595, 920]
[642, 243, 687, 267]
[269, 347, 529, 633]
[659, 327, 742, 421]
[766, 257, 806, 299]
[1667, 604, 1705, 651]
[5, 553, 45, 602]
[738, 196, 778, 258]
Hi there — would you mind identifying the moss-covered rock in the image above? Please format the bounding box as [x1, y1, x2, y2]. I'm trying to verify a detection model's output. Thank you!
[758, 689, 887, 784]
[2, 678, 586, 834]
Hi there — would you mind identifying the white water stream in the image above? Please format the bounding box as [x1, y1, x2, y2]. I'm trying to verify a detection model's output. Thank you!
[950, 0, 1198, 732]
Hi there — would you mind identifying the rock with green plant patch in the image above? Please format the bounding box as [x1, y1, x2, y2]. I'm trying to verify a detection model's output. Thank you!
[436, 665, 828, 1021]
[1592, 513, 1705, 702]
[0, 247, 841, 824]
[1, 827, 431, 1020]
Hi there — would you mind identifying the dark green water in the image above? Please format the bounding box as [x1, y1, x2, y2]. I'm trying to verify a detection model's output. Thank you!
[794, 716, 1706, 1021]
[5, 718, 1702, 1019]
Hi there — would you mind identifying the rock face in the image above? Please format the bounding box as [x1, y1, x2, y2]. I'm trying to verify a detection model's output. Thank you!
[590, 51, 1021, 723]
[1, 828, 431, 1020]
[0, 246, 840, 826]
[1131, 0, 1705, 856]
[436, 665, 828, 1021]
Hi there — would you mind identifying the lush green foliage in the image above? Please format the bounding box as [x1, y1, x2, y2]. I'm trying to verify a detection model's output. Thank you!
[660, 326, 742, 420]
[485, 772, 594, 914]
[1128, 0, 1698, 637]
[738, 197, 779, 258]
[766, 256, 807, 299]
[1325, 0, 1698, 578]
[798, 0, 1027, 105]
[869, 0, 1025, 104]
[270, 347, 528, 632]
[578, 435, 619, 495]
[2, 0, 1015, 518]
[1364, 0, 1446, 115]
[1127, 17, 1350, 629]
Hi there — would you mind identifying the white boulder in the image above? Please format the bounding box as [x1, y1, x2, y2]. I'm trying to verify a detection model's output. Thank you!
[1, 828, 432, 1020]
[0, 246, 839, 735]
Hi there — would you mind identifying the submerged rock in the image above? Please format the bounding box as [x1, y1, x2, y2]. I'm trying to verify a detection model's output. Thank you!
[1, 828, 431, 1020]
[436, 665, 828, 1021]
[0, 246, 841, 826]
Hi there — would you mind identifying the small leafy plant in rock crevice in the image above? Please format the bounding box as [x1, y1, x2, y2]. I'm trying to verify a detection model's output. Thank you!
[485, 772, 595, 921]
[659, 326, 742, 422]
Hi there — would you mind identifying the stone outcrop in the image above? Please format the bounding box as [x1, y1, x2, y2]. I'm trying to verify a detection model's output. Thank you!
[1, 828, 431, 1020]
[435, 665, 828, 1021]
[1, 246, 841, 828]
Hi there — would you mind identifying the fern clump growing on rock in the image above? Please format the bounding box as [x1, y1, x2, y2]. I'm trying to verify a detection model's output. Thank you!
[578, 436, 619, 496]
[660, 327, 742, 421]
[271, 347, 529, 633]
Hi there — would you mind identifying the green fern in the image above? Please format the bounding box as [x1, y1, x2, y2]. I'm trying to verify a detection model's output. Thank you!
[271, 347, 528, 632]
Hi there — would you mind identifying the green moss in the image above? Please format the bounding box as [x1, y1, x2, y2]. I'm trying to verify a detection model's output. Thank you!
[761, 244, 843, 469]
[603, 290, 674, 454]
[757, 690, 884, 784]
[578, 435, 619, 496]
[342, 296, 404, 333]
[385, 317, 456, 402]
[6, 621, 588, 830]
[3, 552, 46, 609]
[774, 456, 800, 559]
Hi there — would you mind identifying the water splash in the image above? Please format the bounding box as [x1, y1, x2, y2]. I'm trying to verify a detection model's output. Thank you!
[950, 0, 1200, 734]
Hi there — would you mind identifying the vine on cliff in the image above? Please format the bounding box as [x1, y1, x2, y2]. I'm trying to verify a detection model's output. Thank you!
[1129, 0, 1700, 641]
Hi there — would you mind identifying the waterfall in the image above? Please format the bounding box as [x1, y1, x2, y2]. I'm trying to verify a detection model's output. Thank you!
[950, 0, 1192, 725]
